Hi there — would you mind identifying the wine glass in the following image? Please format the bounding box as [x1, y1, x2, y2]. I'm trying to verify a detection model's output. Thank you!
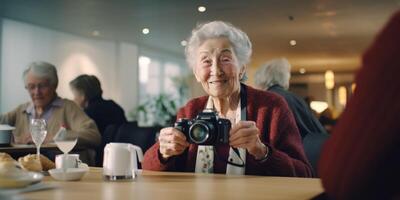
[30, 118, 47, 160]
[53, 126, 78, 155]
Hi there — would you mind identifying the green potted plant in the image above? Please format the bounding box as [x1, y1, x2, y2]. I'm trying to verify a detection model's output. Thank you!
[131, 94, 178, 127]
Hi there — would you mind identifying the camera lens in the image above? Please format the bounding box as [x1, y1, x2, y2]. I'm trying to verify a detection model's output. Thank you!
[189, 121, 210, 144]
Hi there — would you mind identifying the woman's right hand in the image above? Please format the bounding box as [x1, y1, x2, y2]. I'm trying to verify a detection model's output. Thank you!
[158, 127, 190, 160]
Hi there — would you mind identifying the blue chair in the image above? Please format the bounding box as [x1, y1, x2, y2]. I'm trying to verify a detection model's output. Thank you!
[303, 132, 330, 175]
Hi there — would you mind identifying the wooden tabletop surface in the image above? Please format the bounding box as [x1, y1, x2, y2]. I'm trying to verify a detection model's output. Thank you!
[20, 168, 324, 200]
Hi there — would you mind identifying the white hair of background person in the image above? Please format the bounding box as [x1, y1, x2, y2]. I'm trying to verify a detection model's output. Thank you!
[254, 58, 291, 90]
[23, 61, 59, 88]
[185, 21, 252, 82]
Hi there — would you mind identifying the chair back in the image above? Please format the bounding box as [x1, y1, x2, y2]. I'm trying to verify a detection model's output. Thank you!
[303, 132, 330, 175]
[114, 123, 160, 154]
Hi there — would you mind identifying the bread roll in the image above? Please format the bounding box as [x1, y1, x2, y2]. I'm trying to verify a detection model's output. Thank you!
[0, 152, 15, 162]
[18, 154, 42, 172]
[39, 154, 55, 170]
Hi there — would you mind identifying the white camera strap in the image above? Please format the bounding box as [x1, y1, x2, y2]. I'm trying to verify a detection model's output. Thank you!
[195, 84, 247, 175]
[226, 99, 246, 175]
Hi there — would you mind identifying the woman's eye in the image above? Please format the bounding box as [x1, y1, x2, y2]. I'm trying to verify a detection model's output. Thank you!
[203, 60, 212, 64]
[221, 58, 231, 63]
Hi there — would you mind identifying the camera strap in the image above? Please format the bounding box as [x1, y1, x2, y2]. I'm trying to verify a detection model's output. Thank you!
[214, 147, 245, 168]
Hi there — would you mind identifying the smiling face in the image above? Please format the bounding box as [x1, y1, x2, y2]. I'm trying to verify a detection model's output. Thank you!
[193, 37, 245, 98]
[25, 71, 57, 109]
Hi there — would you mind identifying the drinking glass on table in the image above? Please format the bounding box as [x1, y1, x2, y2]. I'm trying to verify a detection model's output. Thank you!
[30, 118, 47, 159]
[53, 126, 78, 155]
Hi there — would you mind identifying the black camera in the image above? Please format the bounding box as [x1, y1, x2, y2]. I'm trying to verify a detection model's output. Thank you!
[174, 110, 231, 145]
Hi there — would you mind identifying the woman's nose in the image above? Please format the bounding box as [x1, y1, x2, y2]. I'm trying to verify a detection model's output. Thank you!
[210, 60, 223, 76]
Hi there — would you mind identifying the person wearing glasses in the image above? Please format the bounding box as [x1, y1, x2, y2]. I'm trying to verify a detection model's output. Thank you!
[0, 61, 100, 150]
[143, 21, 312, 177]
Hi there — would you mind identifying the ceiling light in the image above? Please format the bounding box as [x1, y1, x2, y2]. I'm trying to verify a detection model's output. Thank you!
[325, 70, 335, 89]
[299, 68, 306, 74]
[290, 40, 297, 46]
[310, 101, 328, 113]
[198, 6, 206, 12]
[338, 86, 347, 106]
[142, 28, 150, 35]
[92, 30, 100, 36]
[181, 40, 187, 46]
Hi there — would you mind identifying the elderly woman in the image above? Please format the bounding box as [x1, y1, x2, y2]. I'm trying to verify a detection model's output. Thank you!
[69, 74, 127, 135]
[143, 21, 312, 177]
[0, 62, 100, 149]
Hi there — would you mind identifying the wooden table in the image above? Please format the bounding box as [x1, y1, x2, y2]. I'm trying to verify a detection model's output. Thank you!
[21, 168, 324, 200]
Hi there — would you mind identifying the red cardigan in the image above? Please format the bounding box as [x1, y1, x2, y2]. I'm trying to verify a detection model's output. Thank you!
[143, 85, 313, 177]
[318, 11, 400, 199]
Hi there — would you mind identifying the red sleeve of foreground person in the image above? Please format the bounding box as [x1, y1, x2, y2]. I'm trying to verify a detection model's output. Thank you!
[318, 11, 400, 199]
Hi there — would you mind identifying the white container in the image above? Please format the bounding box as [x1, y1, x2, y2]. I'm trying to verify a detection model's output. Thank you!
[103, 143, 143, 181]
[0, 124, 14, 146]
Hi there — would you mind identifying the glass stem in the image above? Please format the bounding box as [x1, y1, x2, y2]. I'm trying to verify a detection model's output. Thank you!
[36, 145, 41, 160]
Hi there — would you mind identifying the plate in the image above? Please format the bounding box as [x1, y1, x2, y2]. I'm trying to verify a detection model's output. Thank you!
[49, 165, 89, 181]
[0, 172, 43, 188]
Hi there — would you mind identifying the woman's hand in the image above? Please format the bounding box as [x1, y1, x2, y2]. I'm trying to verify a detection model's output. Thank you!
[229, 121, 268, 160]
[158, 127, 190, 160]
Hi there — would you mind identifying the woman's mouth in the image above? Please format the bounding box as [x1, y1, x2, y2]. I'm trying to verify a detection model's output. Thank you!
[208, 80, 227, 84]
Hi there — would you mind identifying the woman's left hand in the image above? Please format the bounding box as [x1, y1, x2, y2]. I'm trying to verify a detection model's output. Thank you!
[229, 121, 267, 160]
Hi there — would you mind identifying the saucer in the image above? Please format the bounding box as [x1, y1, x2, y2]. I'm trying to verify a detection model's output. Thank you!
[0, 172, 43, 188]
[49, 166, 89, 181]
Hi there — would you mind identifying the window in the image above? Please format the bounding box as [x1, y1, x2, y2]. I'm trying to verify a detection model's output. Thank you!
[138, 55, 188, 104]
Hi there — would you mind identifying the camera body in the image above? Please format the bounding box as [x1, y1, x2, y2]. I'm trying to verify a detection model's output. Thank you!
[174, 110, 231, 145]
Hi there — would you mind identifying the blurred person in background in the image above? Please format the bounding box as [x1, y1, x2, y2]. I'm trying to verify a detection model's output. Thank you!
[143, 21, 312, 177]
[254, 58, 327, 139]
[70, 74, 127, 166]
[254, 58, 329, 172]
[318, 108, 336, 134]
[69, 74, 127, 135]
[318, 10, 400, 199]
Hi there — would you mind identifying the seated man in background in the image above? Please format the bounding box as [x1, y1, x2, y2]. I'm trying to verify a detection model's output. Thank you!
[254, 58, 329, 172]
[318, 10, 400, 199]
[0, 62, 100, 163]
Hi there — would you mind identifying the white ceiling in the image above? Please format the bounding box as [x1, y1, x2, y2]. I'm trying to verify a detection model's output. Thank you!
[0, 0, 399, 73]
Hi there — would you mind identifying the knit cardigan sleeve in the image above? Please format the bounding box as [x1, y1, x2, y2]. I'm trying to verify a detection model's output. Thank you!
[63, 100, 101, 148]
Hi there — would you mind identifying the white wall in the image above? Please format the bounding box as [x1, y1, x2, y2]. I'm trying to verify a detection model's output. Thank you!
[0, 19, 2, 110]
[0, 19, 139, 116]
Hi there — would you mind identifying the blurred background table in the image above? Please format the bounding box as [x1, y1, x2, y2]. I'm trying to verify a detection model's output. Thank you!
[21, 168, 324, 200]
[0, 143, 59, 158]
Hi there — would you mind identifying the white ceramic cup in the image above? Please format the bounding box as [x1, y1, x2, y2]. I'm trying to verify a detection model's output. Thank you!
[55, 154, 81, 169]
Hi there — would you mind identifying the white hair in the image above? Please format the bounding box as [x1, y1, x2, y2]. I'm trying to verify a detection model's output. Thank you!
[23, 61, 58, 87]
[254, 58, 291, 90]
[185, 21, 252, 81]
